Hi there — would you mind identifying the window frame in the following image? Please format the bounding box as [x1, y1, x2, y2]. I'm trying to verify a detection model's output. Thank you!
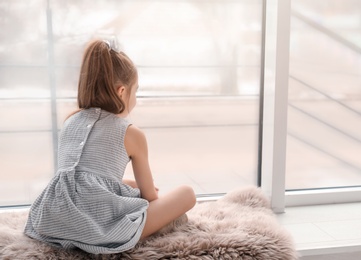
[260, 0, 290, 213]
[1, 0, 361, 210]
[261, 0, 361, 212]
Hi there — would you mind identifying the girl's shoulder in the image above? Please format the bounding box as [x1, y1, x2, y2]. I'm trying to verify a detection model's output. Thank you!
[126, 124, 145, 139]
[64, 109, 82, 122]
[124, 125, 148, 158]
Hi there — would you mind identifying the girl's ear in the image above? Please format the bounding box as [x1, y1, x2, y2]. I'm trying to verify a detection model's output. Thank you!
[117, 85, 126, 97]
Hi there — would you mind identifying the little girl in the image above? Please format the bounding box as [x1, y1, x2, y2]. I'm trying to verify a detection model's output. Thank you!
[24, 39, 196, 254]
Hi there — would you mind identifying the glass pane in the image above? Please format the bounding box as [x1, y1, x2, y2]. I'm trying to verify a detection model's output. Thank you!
[51, 0, 262, 97]
[124, 98, 259, 194]
[0, 0, 262, 206]
[292, 0, 361, 48]
[51, 0, 262, 195]
[0, 67, 50, 99]
[0, 101, 52, 132]
[286, 0, 361, 190]
[0, 1, 47, 65]
[0, 133, 53, 206]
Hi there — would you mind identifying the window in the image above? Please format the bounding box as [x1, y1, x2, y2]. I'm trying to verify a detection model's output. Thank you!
[286, 0, 361, 190]
[0, 0, 262, 206]
[2, 0, 359, 210]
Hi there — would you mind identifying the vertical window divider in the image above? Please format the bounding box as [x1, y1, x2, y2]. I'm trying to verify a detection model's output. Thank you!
[261, 0, 291, 213]
[46, 0, 59, 172]
[257, 0, 267, 187]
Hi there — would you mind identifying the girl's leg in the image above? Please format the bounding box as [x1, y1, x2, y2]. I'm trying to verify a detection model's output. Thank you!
[140, 185, 196, 239]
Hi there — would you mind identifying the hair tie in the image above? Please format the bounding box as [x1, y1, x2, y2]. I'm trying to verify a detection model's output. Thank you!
[103, 40, 111, 51]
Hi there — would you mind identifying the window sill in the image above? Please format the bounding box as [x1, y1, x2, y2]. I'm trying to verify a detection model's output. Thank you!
[277, 202, 361, 257]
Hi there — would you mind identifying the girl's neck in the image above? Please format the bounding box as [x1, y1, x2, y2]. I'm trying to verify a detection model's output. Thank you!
[116, 110, 130, 118]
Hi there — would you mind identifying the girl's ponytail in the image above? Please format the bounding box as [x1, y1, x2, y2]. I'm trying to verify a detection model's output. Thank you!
[78, 40, 131, 114]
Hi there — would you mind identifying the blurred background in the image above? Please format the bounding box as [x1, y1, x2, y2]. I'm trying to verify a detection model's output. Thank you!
[0, 0, 360, 206]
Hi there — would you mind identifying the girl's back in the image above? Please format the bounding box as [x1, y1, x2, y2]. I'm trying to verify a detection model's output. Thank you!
[59, 108, 129, 181]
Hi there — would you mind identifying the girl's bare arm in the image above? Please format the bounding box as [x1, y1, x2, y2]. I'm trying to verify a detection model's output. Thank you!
[124, 125, 158, 202]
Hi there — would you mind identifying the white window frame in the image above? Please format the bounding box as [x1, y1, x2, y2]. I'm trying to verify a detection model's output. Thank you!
[260, 0, 290, 213]
[2, 0, 361, 211]
[261, 0, 361, 212]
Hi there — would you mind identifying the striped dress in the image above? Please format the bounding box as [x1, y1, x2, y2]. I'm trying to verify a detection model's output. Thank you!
[24, 108, 149, 254]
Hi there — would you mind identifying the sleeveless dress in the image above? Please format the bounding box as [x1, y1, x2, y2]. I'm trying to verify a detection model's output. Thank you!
[24, 108, 149, 254]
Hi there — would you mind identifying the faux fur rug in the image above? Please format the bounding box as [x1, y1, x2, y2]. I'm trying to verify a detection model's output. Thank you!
[0, 187, 298, 260]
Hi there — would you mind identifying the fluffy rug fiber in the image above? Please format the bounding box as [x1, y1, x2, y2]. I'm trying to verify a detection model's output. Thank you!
[0, 186, 298, 259]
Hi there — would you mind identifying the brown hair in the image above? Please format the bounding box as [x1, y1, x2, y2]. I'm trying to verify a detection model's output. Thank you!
[77, 39, 138, 114]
